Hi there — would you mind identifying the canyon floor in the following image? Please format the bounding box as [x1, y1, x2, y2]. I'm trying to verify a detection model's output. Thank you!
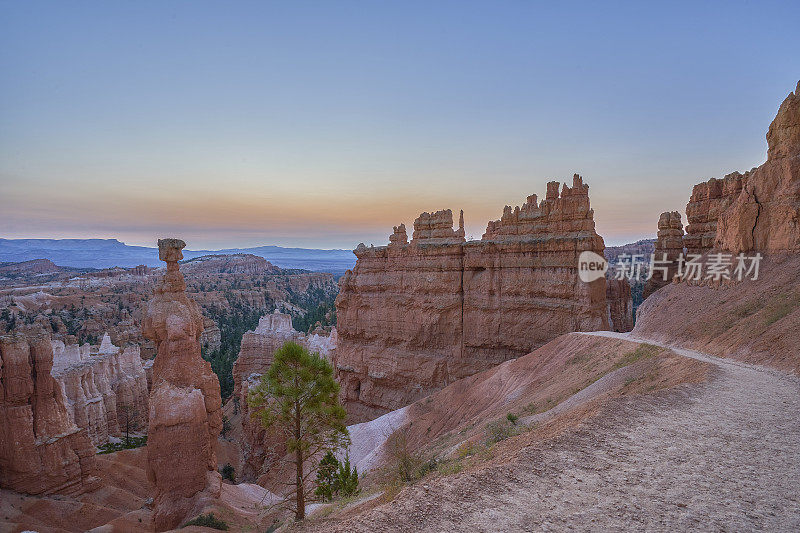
[301, 333, 800, 532]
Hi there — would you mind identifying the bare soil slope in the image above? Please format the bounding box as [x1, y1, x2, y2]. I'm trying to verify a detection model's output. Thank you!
[301, 333, 800, 532]
[634, 254, 800, 373]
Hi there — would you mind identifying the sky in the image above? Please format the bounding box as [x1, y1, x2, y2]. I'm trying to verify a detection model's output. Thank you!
[1, 1, 799, 249]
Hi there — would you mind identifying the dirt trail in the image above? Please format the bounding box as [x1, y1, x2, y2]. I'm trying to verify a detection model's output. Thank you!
[307, 332, 800, 532]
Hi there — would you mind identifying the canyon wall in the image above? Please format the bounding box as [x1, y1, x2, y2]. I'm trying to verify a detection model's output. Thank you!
[684, 173, 748, 255]
[606, 279, 634, 333]
[685, 81, 800, 255]
[0, 333, 97, 495]
[143, 239, 223, 531]
[335, 174, 612, 422]
[233, 312, 337, 482]
[52, 334, 149, 445]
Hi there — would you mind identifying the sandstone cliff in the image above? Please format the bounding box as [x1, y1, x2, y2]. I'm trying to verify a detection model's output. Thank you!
[52, 334, 149, 446]
[335, 175, 612, 422]
[142, 239, 223, 531]
[685, 81, 800, 254]
[233, 312, 337, 482]
[0, 333, 97, 495]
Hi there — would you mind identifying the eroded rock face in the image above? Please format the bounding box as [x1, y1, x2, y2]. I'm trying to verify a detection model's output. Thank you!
[644, 211, 685, 298]
[685, 173, 748, 254]
[716, 81, 800, 253]
[686, 81, 800, 254]
[233, 312, 337, 482]
[606, 279, 634, 333]
[335, 175, 611, 422]
[52, 339, 149, 446]
[143, 238, 222, 531]
[0, 333, 97, 495]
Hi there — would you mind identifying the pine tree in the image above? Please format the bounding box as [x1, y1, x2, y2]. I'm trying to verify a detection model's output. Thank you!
[248, 342, 349, 520]
[314, 451, 339, 502]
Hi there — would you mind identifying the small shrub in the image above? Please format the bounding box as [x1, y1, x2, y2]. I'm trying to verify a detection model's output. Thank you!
[485, 419, 517, 445]
[456, 440, 479, 459]
[97, 435, 147, 454]
[612, 343, 659, 370]
[221, 415, 232, 439]
[183, 513, 228, 530]
[763, 293, 800, 326]
[220, 463, 235, 482]
[506, 412, 519, 425]
[387, 431, 422, 483]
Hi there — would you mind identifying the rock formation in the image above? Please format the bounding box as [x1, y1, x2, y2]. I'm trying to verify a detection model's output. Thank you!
[335, 175, 612, 422]
[52, 337, 149, 445]
[0, 332, 97, 495]
[684, 172, 747, 254]
[233, 312, 337, 481]
[142, 239, 223, 531]
[686, 81, 800, 254]
[200, 316, 222, 353]
[606, 279, 634, 332]
[643, 211, 684, 298]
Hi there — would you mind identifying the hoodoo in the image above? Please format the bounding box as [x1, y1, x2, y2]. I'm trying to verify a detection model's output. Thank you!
[142, 239, 223, 531]
[0, 333, 97, 495]
[334, 175, 613, 422]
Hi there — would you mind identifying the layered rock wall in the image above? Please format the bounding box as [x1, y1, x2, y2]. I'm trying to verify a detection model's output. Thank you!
[143, 239, 223, 531]
[52, 335, 149, 445]
[335, 175, 611, 422]
[715, 81, 800, 253]
[0, 333, 97, 495]
[606, 279, 634, 332]
[685, 81, 800, 255]
[684, 173, 747, 254]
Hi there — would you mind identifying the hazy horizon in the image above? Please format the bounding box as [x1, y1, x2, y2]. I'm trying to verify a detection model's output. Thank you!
[2, 2, 800, 249]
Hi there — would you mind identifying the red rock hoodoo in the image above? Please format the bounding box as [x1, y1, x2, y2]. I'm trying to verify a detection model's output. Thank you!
[142, 238, 223, 531]
[643, 211, 685, 298]
[334, 174, 613, 422]
[0, 333, 97, 495]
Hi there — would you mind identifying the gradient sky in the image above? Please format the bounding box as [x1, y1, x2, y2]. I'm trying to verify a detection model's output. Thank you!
[2, 1, 799, 249]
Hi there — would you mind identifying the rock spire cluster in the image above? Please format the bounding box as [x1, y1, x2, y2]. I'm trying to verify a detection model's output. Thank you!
[335, 175, 612, 422]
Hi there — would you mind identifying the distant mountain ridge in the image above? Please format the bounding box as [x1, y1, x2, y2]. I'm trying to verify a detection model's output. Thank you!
[0, 238, 356, 274]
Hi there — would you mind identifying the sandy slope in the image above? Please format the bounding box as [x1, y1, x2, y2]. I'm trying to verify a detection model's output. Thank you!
[301, 332, 800, 532]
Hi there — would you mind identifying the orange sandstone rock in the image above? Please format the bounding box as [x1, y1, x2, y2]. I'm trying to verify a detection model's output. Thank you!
[142, 238, 222, 531]
[0, 333, 97, 495]
[643, 211, 684, 298]
[335, 175, 612, 422]
[685, 81, 800, 254]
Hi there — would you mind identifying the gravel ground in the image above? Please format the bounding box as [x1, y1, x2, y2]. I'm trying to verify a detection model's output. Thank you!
[304, 333, 800, 532]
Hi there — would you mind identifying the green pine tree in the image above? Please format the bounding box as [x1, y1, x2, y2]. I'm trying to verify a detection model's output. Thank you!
[248, 342, 349, 521]
[337, 454, 359, 498]
[314, 450, 339, 502]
